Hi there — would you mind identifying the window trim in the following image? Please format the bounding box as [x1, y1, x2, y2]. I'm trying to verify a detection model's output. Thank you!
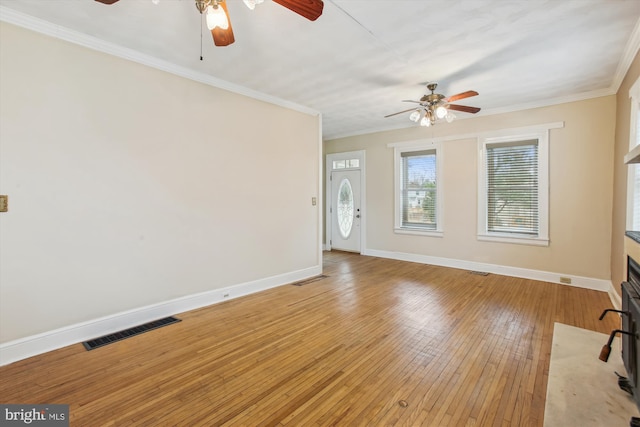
[393, 140, 444, 237]
[477, 130, 549, 246]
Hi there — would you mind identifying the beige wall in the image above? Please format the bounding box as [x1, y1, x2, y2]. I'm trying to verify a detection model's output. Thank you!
[0, 23, 321, 343]
[325, 96, 616, 281]
[612, 51, 640, 296]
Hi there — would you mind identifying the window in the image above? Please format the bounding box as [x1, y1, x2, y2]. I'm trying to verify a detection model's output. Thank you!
[628, 77, 640, 230]
[332, 158, 359, 169]
[337, 178, 354, 238]
[478, 131, 549, 246]
[394, 142, 443, 236]
[486, 140, 538, 234]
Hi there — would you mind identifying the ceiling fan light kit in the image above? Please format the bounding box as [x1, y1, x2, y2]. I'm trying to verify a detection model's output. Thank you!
[385, 82, 480, 127]
[95, 0, 324, 47]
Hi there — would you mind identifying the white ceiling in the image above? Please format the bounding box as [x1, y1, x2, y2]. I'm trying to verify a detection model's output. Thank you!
[1, 0, 639, 140]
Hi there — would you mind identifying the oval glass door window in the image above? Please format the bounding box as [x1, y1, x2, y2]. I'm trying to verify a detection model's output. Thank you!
[337, 178, 354, 238]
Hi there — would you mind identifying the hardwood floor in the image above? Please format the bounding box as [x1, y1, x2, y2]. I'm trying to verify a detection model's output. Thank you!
[0, 251, 620, 426]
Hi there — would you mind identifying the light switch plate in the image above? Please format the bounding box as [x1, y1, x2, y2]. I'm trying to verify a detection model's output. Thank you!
[0, 195, 7, 212]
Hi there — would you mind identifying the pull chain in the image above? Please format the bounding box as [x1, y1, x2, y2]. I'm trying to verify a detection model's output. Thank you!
[200, 13, 203, 60]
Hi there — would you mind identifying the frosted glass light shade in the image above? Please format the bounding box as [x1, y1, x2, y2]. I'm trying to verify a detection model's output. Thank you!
[435, 106, 447, 119]
[409, 110, 421, 122]
[206, 5, 229, 30]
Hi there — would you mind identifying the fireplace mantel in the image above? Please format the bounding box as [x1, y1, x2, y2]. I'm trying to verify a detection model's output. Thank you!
[626, 231, 640, 245]
[627, 233, 640, 265]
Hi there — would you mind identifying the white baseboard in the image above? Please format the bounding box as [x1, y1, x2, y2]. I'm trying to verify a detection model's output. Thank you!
[362, 249, 612, 292]
[608, 281, 622, 310]
[0, 265, 321, 367]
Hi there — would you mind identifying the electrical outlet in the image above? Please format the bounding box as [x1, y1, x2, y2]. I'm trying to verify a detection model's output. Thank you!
[559, 277, 572, 284]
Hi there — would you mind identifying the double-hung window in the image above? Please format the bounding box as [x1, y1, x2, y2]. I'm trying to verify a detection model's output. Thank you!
[394, 142, 443, 236]
[627, 77, 640, 230]
[478, 131, 549, 246]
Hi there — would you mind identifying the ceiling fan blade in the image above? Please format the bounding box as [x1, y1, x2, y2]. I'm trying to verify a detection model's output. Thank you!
[446, 90, 478, 103]
[211, 2, 235, 46]
[384, 107, 418, 118]
[447, 104, 481, 114]
[272, 0, 324, 21]
[95, 0, 119, 4]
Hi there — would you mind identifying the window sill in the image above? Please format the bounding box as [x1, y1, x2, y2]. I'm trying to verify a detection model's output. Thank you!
[477, 233, 549, 247]
[395, 228, 443, 238]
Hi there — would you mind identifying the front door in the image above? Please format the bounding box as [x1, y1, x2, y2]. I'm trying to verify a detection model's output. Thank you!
[331, 170, 361, 252]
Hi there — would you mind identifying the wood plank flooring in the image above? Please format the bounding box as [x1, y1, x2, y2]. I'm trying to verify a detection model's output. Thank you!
[0, 251, 620, 426]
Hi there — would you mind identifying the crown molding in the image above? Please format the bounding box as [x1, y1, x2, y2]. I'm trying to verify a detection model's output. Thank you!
[0, 5, 320, 117]
[326, 17, 640, 142]
[324, 121, 418, 142]
[611, 16, 640, 93]
[326, 88, 611, 142]
[2, 5, 635, 143]
[478, 87, 615, 118]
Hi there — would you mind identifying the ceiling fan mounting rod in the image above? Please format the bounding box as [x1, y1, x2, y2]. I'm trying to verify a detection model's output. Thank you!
[420, 83, 445, 106]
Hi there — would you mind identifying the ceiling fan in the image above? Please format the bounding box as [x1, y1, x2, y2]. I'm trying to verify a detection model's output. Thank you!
[385, 83, 480, 127]
[94, 0, 324, 47]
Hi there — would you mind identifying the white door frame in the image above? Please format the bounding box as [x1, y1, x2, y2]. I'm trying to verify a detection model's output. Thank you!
[325, 150, 366, 253]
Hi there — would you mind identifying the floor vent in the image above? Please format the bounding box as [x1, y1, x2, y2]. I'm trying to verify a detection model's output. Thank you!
[470, 271, 490, 276]
[82, 316, 181, 351]
[292, 275, 328, 286]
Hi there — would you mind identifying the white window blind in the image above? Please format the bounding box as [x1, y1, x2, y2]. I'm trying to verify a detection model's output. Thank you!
[633, 165, 640, 230]
[633, 107, 640, 230]
[401, 150, 437, 229]
[486, 139, 539, 235]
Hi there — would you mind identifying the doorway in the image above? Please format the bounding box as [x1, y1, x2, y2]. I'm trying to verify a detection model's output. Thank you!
[326, 151, 365, 253]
